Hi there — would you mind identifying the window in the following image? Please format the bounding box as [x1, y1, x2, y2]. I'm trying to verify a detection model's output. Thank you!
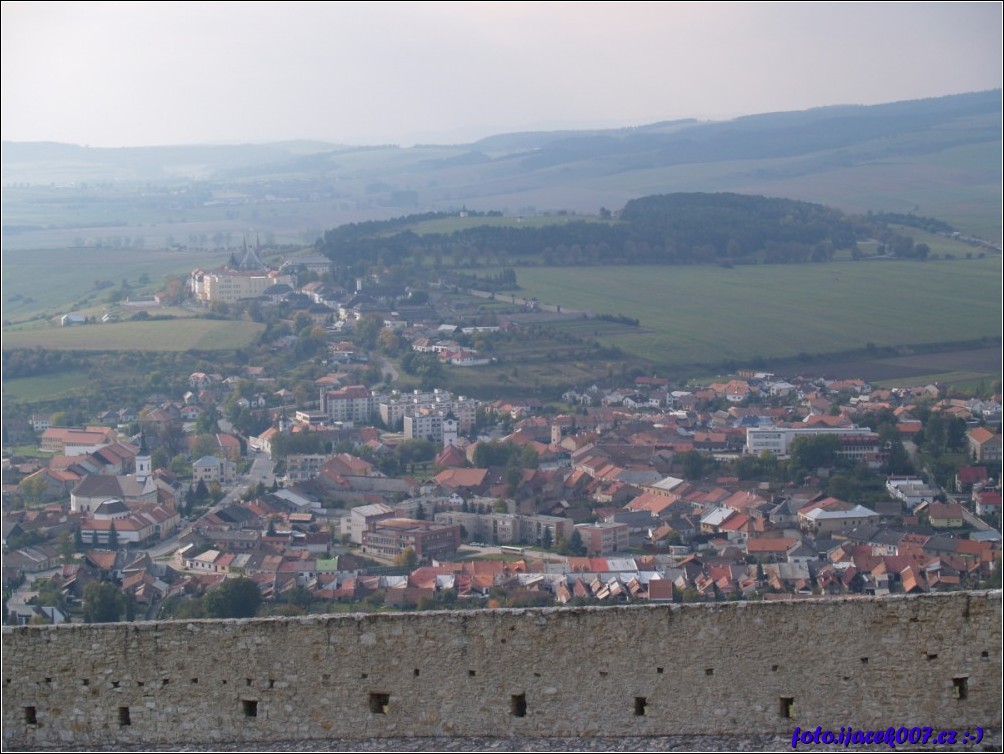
[510, 693, 527, 718]
[780, 697, 795, 719]
[634, 697, 647, 716]
[242, 699, 258, 718]
[369, 693, 390, 714]
[953, 677, 968, 700]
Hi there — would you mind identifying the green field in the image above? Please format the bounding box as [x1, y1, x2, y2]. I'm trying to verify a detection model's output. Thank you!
[411, 214, 609, 235]
[513, 256, 1002, 370]
[3, 369, 92, 402]
[1, 245, 234, 320]
[1, 319, 264, 351]
[873, 371, 995, 390]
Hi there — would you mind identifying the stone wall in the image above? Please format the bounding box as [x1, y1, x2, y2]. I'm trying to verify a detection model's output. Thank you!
[3, 592, 1001, 749]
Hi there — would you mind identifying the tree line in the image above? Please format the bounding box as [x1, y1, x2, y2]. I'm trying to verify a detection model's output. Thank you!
[317, 193, 929, 272]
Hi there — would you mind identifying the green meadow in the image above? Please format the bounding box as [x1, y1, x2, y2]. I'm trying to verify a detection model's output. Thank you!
[1, 319, 264, 352]
[514, 256, 1002, 370]
[3, 370, 92, 403]
[411, 214, 610, 235]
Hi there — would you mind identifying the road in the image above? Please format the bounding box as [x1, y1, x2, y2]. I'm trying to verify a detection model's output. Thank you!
[147, 452, 275, 562]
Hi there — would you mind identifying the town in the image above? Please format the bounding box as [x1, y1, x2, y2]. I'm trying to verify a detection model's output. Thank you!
[4, 244, 1001, 625]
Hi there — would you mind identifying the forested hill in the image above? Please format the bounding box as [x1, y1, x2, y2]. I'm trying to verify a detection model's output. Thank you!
[319, 192, 902, 268]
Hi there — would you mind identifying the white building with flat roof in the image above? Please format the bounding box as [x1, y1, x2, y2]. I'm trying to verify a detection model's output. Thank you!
[745, 426, 878, 459]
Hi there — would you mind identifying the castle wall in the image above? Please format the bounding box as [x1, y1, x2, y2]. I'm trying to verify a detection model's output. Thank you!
[3, 592, 1001, 748]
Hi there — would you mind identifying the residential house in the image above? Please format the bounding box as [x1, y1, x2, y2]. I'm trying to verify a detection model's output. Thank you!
[967, 428, 1002, 463]
[192, 455, 237, 485]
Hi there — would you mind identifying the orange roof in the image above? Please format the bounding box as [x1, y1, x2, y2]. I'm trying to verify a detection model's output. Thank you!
[433, 468, 488, 489]
[746, 537, 796, 553]
[625, 491, 676, 515]
[968, 427, 998, 444]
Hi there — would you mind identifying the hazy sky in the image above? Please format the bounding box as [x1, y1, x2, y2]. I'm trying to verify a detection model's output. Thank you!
[2, 2, 1000, 148]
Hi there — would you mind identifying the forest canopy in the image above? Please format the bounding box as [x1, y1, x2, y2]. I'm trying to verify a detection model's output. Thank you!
[317, 192, 918, 270]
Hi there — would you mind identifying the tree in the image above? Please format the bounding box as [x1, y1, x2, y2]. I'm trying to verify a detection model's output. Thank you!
[196, 407, 220, 435]
[58, 531, 75, 564]
[541, 527, 553, 550]
[677, 450, 708, 481]
[788, 434, 840, 478]
[158, 422, 187, 457]
[83, 582, 125, 623]
[354, 315, 383, 349]
[505, 464, 523, 497]
[191, 434, 219, 460]
[20, 475, 48, 505]
[880, 426, 913, 475]
[394, 546, 418, 569]
[195, 478, 209, 503]
[107, 521, 119, 549]
[520, 444, 539, 470]
[566, 529, 586, 556]
[204, 577, 262, 619]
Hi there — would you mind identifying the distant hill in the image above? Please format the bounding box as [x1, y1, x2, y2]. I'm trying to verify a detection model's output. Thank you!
[318, 193, 907, 269]
[2, 90, 1000, 246]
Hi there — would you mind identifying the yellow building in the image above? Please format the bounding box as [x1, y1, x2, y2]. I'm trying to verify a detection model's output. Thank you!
[190, 267, 293, 303]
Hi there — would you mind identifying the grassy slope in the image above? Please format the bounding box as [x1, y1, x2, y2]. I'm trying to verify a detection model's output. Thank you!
[514, 256, 1002, 370]
[3, 370, 92, 403]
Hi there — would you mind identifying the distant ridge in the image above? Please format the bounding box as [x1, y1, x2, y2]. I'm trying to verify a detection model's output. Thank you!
[3, 90, 1000, 240]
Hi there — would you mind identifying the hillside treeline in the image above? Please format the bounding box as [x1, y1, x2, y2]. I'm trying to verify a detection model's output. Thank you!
[318, 192, 921, 269]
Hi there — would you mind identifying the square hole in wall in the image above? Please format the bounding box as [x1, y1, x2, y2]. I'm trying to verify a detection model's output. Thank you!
[24, 707, 37, 725]
[705, 668, 713, 676]
[510, 693, 527, 717]
[634, 697, 647, 716]
[780, 697, 795, 719]
[953, 677, 968, 700]
[656, 667, 664, 674]
[242, 699, 258, 718]
[369, 692, 390, 714]
[118, 706, 131, 726]
[468, 670, 476, 677]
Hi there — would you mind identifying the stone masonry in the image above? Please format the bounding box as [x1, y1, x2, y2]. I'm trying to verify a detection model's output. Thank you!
[3, 592, 1001, 749]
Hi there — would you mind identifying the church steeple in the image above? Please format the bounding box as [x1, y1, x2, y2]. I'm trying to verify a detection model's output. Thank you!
[135, 432, 151, 481]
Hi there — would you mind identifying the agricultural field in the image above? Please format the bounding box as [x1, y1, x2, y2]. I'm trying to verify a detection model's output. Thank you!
[513, 256, 1002, 372]
[1, 245, 233, 321]
[411, 214, 609, 235]
[1, 319, 264, 352]
[3, 369, 92, 403]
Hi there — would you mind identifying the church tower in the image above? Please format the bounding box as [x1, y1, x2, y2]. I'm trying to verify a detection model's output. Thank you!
[135, 433, 152, 482]
[442, 411, 459, 448]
